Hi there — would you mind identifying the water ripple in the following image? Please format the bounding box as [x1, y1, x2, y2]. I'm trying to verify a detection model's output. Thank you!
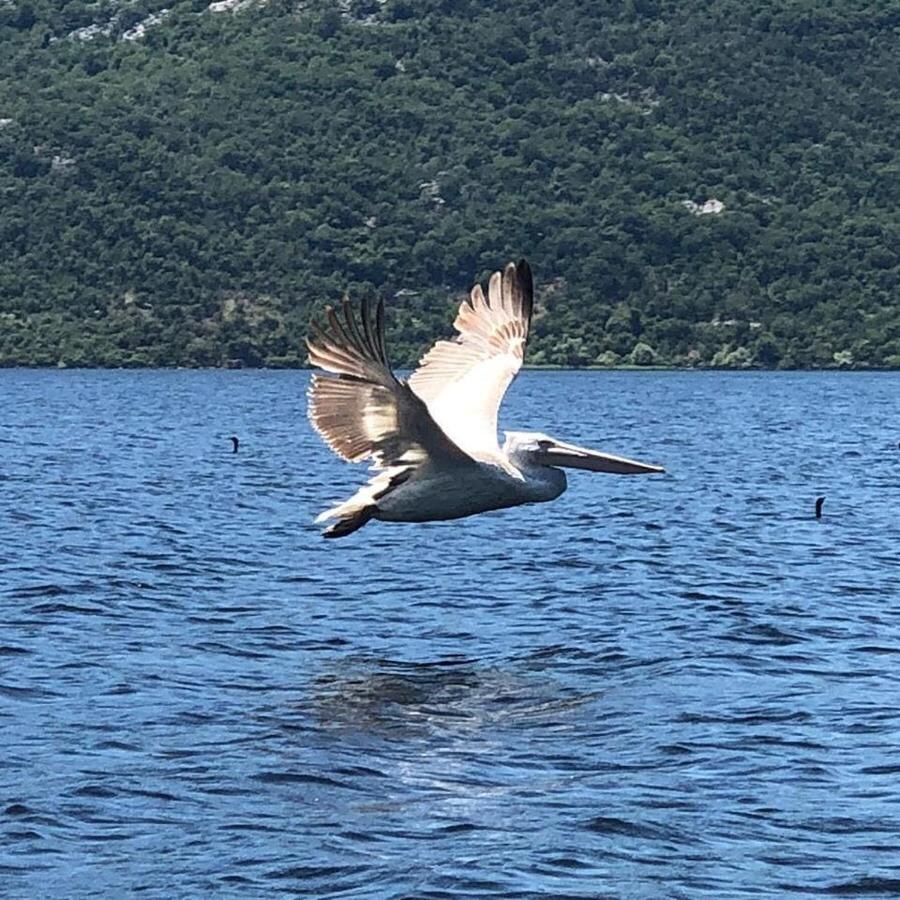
[1, 369, 899, 897]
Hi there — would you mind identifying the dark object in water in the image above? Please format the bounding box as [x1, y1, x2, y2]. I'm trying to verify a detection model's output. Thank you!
[231, 436, 239, 453]
[815, 496, 825, 518]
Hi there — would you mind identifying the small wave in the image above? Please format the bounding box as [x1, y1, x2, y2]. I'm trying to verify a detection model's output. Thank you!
[860, 764, 900, 775]
[806, 877, 900, 895]
[0, 683, 61, 701]
[7, 583, 71, 599]
[28, 602, 107, 616]
[3, 804, 34, 817]
[252, 771, 356, 790]
[264, 864, 367, 881]
[584, 815, 675, 841]
[70, 785, 117, 799]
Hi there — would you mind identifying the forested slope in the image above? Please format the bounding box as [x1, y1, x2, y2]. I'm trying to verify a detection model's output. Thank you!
[1, 0, 899, 367]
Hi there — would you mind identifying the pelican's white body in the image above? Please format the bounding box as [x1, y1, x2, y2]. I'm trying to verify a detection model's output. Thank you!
[374, 459, 567, 522]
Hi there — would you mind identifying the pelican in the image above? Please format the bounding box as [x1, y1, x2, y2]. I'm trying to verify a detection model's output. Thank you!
[307, 259, 664, 537]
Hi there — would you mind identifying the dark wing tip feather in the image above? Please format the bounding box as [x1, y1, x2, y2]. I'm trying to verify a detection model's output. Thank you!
[515, 258, 534, 324]
[376, 297, 389, 365]
[497, 257, 534, 329]
[306, 294, 394, 384]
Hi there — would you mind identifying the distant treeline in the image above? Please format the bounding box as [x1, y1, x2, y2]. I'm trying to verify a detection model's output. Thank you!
[1, 0, 899, 368]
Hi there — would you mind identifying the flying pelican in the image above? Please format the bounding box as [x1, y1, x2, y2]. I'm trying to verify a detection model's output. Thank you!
[307, 259, 664, 537]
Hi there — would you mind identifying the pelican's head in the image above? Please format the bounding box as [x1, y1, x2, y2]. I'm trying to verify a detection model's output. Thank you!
[503, 431, 665, 475]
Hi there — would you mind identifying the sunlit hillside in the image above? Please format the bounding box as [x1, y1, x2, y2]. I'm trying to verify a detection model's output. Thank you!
[1, 0, 898, 367]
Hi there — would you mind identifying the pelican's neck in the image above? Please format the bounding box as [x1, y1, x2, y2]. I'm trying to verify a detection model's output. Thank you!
[503, 448, 567, 499]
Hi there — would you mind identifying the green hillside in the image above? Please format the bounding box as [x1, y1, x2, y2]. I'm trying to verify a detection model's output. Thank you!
[1, 0, 899, 368]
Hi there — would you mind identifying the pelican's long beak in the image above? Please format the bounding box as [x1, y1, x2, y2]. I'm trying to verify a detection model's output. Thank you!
[542, 439, 665, 475]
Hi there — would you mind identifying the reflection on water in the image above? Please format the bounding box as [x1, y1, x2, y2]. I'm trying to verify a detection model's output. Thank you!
[314, 656, 599, 737]
[1, 369, 899, 898]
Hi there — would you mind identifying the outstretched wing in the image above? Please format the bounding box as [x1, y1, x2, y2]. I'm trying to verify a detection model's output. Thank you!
[408, 259, 533, 460]
[307, 297, 471, 470]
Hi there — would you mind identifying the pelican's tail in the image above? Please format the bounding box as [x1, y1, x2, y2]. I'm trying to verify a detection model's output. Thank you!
[314, 492, 376, 538]
[314, 466, 412, 539]
[320, 506, 375, 539]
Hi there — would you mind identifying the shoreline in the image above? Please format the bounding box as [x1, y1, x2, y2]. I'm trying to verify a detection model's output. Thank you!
[1, 364, 898, 373]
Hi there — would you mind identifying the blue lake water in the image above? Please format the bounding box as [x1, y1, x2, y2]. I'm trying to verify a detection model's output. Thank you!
[2, 369, 900, 898]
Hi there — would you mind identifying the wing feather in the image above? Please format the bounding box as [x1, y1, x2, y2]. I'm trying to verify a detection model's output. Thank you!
[408, 259, 533, 459]
[307, 297, 470, 470]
